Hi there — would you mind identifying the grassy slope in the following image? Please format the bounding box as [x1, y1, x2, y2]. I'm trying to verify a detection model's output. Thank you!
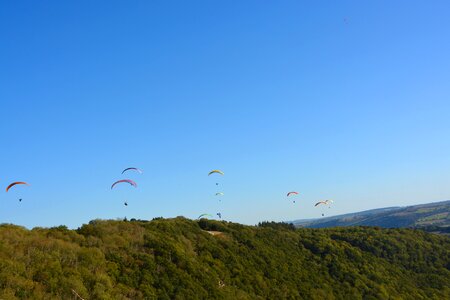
[294, 201, 450, 229]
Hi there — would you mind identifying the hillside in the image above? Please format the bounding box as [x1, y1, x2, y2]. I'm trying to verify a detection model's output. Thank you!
[293, 200, 450, 230]
[0, 218, 449, 299]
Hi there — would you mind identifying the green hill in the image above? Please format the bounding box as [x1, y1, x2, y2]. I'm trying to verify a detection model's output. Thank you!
[0, 218, 449, 299]
[293, 201, 450, 231]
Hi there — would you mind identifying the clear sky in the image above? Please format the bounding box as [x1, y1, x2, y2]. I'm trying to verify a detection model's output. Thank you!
[1, 1, 450, 229]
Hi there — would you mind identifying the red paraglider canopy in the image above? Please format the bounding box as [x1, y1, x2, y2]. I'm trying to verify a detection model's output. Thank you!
[6, 182, 29, 192]
[111, 179, 137, 190]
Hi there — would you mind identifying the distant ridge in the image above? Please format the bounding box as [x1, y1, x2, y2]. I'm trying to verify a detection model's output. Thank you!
[291, 200, 450, 230]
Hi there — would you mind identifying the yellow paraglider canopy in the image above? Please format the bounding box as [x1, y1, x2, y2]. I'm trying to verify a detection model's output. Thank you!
[208, 170, 224, 176]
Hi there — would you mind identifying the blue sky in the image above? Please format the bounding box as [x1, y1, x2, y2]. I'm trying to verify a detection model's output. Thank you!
[1, 1, 450, 228]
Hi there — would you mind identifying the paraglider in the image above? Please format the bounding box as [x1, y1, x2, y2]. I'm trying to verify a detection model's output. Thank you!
[215, 192, 224, 201]
[6, 182, 29, 192]
[111, 180, 136, 207]
[217, 212, 222, 219]
[111, 179, 137, 189]
[198, 213, 213, 219]
[122, 167, 143, 174]
[316, 200, 333, 216]
[209, 169, 224, 186]
[287, 191, 299, 203]
[6, 182, 29, 202]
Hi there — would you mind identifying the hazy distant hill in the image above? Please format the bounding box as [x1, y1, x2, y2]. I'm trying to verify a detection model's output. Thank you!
[0, 218, 449, 299]
[292, 201, 450, 231]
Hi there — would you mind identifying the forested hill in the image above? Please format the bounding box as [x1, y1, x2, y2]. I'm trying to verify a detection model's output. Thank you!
[0, 218, 449, 299]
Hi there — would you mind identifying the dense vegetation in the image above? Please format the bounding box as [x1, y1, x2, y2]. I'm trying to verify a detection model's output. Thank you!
[0, 218, 449, 299]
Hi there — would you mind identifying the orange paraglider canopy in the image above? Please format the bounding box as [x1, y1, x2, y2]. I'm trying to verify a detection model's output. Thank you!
[6, 182, 29, 192]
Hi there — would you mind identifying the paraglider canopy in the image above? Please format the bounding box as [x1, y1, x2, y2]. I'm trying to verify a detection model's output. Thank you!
[314, 201, 328, 207]
[6, 182, 29, 192]
[111, 179, 137, 189]
[198, 213, 213, 219]
[122, 167, 143, 174]
[208, 170, 224, 176]
[215, 192, 224, 196]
